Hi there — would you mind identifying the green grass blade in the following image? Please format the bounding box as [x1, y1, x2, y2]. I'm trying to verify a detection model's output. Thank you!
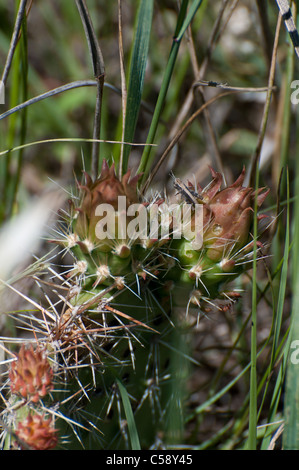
[0, 80, 99, 122]
[138, 0, 204, 185]
[175, 0, 205, 42]
[283, 89, 299, 451]
[75, 0, 105, 179]
[10, 12, 28, 214]
[283, 318, 299, 449]
[259, 170, 290, 449]
[271, 173, 290, 359]
[116, 378, 141, 450]
[120, 0, 154, 175]
[246, 167, 260, 450]
[186, 360, 252, 422]
[279, 4, 298, 448]
[3, 22, 28, 220]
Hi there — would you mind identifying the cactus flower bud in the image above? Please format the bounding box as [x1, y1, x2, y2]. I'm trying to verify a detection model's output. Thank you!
[190, 167, 269, 262]
[172, 167, 269, 299]
[74, 159, 141, 246]
[15, 413, 58, 450]
[9, 345, 53, 403]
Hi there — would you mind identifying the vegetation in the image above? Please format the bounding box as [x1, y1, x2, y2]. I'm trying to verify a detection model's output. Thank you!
[0, 0, 298, 450]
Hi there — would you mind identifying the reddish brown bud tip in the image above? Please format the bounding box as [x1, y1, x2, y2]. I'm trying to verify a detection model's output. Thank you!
[195, 168, 269, 261]
[9, 345, 53, 403]
[74, 162, 142, 242]
[16, 413, 58, 450]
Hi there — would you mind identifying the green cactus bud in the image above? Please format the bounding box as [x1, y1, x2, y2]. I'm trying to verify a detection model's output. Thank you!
[173, 167, 269, 301]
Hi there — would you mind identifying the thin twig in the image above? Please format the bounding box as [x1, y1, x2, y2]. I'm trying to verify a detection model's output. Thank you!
[256, 0, 274, 69]
[188, 0, 239, 180]
[267, 423, 284, 450]
[75, 0, 105, 180]
[142, 86, 276, 195]
[1, 0, 28, 85]
[118, 0, 128, 180]
[0, 137, 156, 158]
[248, 11, 282, 187]
[167, 0, 238, 144]
[198, 0, 238, 78]
[0, 80, 98, 122]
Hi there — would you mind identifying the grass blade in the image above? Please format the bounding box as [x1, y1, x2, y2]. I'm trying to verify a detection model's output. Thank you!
[116, 378, 141, 450]
[120, 0, 154, 175]
[2, 5, 28, 222]
[283, 25, 299, 446]
[138, 0, 204, 185]
[246, 178, 259, 450]
[75, 0, 105, 179]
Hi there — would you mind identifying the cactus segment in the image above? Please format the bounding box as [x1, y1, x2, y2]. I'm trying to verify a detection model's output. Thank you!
[4, 162, 269, 450]
[168, 167, 269, 304]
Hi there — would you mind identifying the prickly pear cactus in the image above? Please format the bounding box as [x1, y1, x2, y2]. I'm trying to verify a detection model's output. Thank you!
[42, 159, 184, 449]
[3, 162, 269, 450]
[167, 167, 269, 308]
